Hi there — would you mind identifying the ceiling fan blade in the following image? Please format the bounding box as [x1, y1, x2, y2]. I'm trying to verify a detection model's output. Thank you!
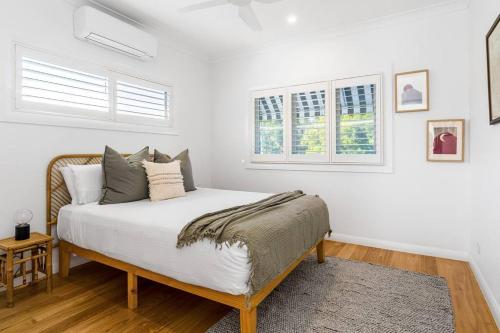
[254, 0, 282, 3]
[179, 0, 228, 13]
[238, 5, 262, 31]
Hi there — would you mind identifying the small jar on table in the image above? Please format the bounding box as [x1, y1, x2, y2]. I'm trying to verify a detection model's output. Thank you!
[0, 232, 53, 307]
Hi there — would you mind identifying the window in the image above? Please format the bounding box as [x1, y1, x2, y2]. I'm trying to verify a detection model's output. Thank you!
[251, 89, 286, 161]
[335, 85, 376, 154]
[13, 44, 174, 132]
[332, 75, 382, 164]
[115, 75, 171, 126]
[17, 52, 110, 119]
[21, 58, 109, 113]
[250, 75, 382, 166]
[289, 83, 329, 162]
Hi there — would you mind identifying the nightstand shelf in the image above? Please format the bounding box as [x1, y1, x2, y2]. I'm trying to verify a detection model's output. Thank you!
[0, 232, 52, 307]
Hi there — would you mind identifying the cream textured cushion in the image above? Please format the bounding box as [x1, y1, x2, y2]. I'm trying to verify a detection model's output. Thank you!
[142, 160, 185, 201]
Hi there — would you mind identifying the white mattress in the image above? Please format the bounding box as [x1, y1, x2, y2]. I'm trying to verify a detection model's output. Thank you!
[57, 188, 271, 295]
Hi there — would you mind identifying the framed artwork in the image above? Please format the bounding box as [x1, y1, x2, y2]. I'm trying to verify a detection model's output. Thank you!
[395, 70, 429, 112]
[427, 119, 464, 162]
[487, 14, 500, 125]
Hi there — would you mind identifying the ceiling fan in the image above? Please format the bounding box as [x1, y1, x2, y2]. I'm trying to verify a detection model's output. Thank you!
[179, 0, 283, 31]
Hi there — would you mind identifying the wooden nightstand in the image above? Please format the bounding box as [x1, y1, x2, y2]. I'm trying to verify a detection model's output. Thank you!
[0, 232, 53, 307]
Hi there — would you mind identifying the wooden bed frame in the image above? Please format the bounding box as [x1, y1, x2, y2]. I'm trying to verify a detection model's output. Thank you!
[47, 154, 325, 333]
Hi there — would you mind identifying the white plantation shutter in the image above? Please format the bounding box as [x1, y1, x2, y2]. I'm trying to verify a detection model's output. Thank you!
[14, 45, 175, 133]
[291, 91, 326, 154]
[289, 82, 329, 162]
[332, 75, 382, 164]
[252, 89, 286, 160]
[19, 57, 109, 115]
[116, 80, 170, 120]
[335, 84, 376, 154]
[251, 77, 383, 167]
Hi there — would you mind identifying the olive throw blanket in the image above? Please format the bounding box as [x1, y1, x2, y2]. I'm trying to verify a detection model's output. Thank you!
[177, 190, 331, 295]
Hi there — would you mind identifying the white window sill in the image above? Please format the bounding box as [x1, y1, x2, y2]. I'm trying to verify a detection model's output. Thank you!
[245, 161, 393, 174]
[0, 110, 179, 136]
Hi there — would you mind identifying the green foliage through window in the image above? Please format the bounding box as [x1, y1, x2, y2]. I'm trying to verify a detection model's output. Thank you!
[336, 113, 375, 154]
[292, 90, 326, 155]
[255, 95, 283, 154]
[336, 85, 376, 155]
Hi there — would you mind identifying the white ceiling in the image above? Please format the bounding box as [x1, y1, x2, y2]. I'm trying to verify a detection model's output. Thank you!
[90, 0, 453, 60]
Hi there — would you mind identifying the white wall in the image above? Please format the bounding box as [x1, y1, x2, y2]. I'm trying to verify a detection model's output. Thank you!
[468, 0, 500, 324]
[211, 3, 471, 259]
[0, 0, 213, 246]
[0, 0, 498, 322]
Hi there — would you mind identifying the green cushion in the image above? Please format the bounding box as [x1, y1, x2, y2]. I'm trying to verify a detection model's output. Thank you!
[154, 149, 196, 192]
[100, 146, 150, 205]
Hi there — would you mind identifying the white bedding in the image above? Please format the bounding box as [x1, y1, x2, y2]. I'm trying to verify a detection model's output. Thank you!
[57, 188, 271, 295]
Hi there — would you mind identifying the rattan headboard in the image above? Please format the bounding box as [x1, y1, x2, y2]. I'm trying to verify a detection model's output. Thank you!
[46, 154, 103, 236]
[46, 153, 155, 237]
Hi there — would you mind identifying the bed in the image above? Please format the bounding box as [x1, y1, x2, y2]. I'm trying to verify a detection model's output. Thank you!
[47, 154, 328, 333]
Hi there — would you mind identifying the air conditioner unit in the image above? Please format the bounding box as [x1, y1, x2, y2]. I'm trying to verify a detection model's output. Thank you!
[74, 6, 158, 61]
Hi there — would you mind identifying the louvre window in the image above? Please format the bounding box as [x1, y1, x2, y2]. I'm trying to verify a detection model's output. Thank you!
[20, 57, 109, 115]
[116, 81, 170, 120]
[14, 45, 174, 131]
[253, 92, 285, 158]
[290, 83, 329, 161]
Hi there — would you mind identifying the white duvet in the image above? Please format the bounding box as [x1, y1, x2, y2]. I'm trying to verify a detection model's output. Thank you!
[57, 188, 271, 295]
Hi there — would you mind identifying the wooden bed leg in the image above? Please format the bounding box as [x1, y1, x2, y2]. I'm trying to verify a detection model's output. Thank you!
[240, 306, 257, 333]
[316, 240, 325, 264]
[59, 241, 71, 278]
[127, 272, 138, 310]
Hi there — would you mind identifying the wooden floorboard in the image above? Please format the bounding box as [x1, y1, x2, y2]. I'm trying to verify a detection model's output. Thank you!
[0, 241, 497, 333]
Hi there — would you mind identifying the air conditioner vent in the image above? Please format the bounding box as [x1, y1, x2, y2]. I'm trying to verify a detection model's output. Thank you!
[74, 6, 158, 61]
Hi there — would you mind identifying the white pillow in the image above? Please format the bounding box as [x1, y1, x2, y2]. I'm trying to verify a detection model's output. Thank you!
[60, 166, 78, 205]
[67, 164, 103, 205]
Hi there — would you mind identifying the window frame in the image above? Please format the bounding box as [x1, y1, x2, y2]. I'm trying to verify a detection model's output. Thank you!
[249, 75, 383, 167]
[331, 74, 383, 165]
[112, 72, 173, 128]
[15, 44, 111, 121]
[287, 82, 330, 163]
[250, 88, 288, 163]
[6, 43, 177, 135]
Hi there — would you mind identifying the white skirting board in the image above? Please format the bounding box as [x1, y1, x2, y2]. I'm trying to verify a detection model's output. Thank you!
[328, 233, 469, 261]
[469, 258, 500, 328]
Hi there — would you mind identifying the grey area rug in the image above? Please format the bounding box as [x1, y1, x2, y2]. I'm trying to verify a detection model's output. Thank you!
[207, 257, 455, 333]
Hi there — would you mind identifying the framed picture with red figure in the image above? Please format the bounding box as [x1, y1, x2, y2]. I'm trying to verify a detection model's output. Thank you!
[427, 119, 465, 162]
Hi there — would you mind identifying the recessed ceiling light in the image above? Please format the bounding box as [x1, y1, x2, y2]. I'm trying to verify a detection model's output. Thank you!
[287, 15, 297, 25]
